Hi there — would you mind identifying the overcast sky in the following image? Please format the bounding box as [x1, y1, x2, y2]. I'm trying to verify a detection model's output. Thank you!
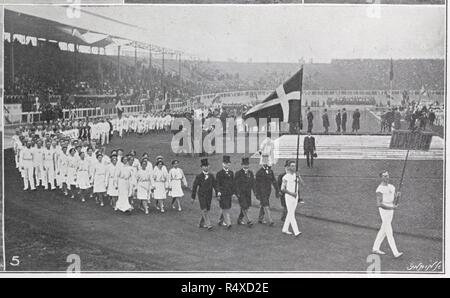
[7, 5, 445, 63]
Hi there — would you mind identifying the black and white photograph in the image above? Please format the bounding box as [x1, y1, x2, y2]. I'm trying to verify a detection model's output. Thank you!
[0, 1, 447, 278]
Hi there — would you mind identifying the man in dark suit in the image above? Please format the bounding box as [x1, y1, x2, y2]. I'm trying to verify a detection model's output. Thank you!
[322, 109, 330, 133]
[216, 155, 234, 229]
[352, 109, 361, 133]
[235, 157, 255, 227]
[191, 158, 217, 230]
[335, 109, 342, 133]
[306, 107, 314, 133]
[342, 108, 347, 133]
[255, 155, 279, 225]
[303, 132, 316, 168]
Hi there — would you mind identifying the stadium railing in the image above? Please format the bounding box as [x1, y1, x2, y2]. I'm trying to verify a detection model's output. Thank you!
[4, 104, 145, 126]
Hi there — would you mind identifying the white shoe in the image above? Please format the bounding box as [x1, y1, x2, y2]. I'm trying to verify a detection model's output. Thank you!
[394, 252, 404, 258]
[372, 250, 386, 255]
[294, 232, 302, 237]
[282, 231, 293, 235]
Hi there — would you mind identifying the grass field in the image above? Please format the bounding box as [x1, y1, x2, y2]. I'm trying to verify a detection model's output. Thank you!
[3, 130, 444, 273]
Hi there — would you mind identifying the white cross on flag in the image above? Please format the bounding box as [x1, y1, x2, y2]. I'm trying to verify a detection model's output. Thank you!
[244, 68, 303, 123]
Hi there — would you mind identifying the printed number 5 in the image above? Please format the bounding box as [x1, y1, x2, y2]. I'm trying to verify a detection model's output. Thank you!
[10, 256, 20, 266]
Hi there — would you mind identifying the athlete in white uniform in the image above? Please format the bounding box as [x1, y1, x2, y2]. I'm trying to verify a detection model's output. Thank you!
[372, 171, 403, 258]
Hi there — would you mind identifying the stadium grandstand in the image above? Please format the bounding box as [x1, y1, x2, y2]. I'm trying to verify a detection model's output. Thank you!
[3, 7, 445, 127]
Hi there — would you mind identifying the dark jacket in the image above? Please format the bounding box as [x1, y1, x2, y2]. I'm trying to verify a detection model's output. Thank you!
[335, 112, 341, 125]
[322, 113, 330, 128]
[191, 172, 217, 201]
[216, 169, 235, 197]
[277, 172, 287, 202]
[303, 136, 316, 153]
[342, 112, 347, 124]
[234, 169, 255, 200]
[307, 111, 314, 123]
[255, 166, 279, 200]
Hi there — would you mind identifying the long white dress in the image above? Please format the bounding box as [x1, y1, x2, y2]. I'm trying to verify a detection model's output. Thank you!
[168, 168, 187, 197]
[116, 165, 133, 212]
[152, 166, 168, 200]
[136, 168, 153, 201]
[106, 164, 119, 196]
[92, 161, 107, 193]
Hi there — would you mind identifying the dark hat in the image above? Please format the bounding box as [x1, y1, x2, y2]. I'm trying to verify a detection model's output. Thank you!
[222, 155, 231, 163]
[201, 158, 209, 167]
[172, 159, 179, 165]
[241, 157, 249, 165]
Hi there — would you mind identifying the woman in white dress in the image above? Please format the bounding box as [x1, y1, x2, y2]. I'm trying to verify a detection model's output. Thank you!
[92, 153, 108, 206]
[136, 159, 153, 214]
[76, 151, 91, 202]
[66, 148, 78, 199]
[116, 156, 134, 212]
[106, 155, 119, 208]
[169, 160, 188, 211]
[152, 160, 169, 212]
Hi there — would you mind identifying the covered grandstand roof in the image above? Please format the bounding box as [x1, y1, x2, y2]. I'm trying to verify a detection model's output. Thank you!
[4, 9, 113, 47]
[3, 8, 178, 53]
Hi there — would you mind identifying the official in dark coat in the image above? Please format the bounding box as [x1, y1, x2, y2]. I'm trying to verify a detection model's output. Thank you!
[342, 108, 348, 132]
[191, 158, 217, 230]
[306, 107, 314, 133]
[335, 110, 342, 132]
[303, 132, 316, 168]
[216, 155, 234, 228]
[322, 109, 330, 133]
[352, 109, 361, 133]
[235, 157, 255, 226]
[255, 155, 279, 225]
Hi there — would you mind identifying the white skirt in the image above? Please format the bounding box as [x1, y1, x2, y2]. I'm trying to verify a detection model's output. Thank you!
[93, 174, 107, 193]
[169, 179, 184, 197]
[153, 181, 167, 200]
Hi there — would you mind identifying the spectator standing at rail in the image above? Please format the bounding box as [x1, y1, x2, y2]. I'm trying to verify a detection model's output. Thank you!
[419, 106, 428, 130]
[322, 109, 330, 134]
[303, 132, 316, 168]
[341, 108, 347, 133]
[335, 109, 342, 133]
[428, 109, 436, 126]
[393, 108, 402, 130]
[352, 109, 361, 133]
[306, 107, 314, 133]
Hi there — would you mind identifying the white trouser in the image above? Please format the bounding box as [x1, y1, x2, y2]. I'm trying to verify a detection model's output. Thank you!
[282, 195, 300, 235]
[22, 161, 36, 190]
[43, 163, 55, 189]
[34, 164, 44, 185]
[373, 208, 400, 255]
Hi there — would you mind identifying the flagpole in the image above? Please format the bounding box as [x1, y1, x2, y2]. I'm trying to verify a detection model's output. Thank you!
[394, 148, 409, 205]
[295, 66, 303, 195]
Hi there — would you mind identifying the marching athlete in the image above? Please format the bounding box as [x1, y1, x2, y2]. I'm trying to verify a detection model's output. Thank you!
[280, 160, 303, 237]
[168, 160, 188, 212]
[372, 171, 403, 258]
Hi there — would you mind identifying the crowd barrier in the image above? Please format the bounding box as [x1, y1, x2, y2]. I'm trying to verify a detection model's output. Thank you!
[3, 104, 145, 126]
